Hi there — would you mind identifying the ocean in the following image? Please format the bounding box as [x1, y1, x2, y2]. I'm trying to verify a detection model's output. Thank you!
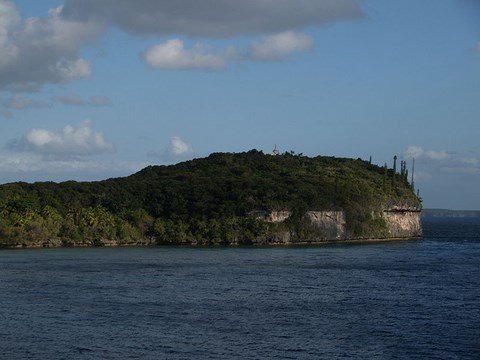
[1, 217, 479, 359]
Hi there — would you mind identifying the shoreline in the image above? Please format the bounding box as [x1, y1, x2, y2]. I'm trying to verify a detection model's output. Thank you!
[0, 236, 422, 250]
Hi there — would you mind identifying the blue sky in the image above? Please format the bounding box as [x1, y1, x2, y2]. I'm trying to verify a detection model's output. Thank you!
[0, 0, 479, 209]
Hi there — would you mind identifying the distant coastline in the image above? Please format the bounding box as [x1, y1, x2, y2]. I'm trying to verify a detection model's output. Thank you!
[423, 209, 480, 218]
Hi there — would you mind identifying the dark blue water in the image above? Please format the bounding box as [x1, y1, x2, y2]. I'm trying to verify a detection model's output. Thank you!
[1, 218, 479, 359]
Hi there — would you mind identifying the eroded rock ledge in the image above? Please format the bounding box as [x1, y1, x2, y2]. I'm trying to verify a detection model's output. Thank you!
[382, 207, 422, 238]
[250, 207, 422, 244]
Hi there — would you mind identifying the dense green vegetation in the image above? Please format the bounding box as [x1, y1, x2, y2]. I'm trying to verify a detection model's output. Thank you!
[0, 150, 421, 247]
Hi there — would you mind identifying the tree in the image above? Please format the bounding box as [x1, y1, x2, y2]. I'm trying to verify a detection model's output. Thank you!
[383, 163, 388, 191]
[392, 155, 397, 188]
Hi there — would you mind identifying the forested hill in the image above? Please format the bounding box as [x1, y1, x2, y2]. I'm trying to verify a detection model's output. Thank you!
[0, 150, 421, 247]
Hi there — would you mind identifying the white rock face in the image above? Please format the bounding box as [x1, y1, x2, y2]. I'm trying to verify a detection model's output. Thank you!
[383, 210, 422, 238]
[250, 207, 422, 242]
[306, 211, 346, 239]
[306, 209, 421, 240]
[248, 210, 292, 223]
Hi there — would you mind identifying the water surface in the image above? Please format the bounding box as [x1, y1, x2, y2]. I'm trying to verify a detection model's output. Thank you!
[1, 218, 479, 359]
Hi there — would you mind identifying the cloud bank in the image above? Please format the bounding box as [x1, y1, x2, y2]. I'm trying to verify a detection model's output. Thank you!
[404, 145, 449, 161]
[0, 150, 144, 183]
[142, 40, 227, 70]
[0, 1, 102, 90]
[1, 0, 362, 86]
[0, 118, 125, 181]
[248, 31, 314, 61]
[1, 96, 50, 109]
[11, 120, 113, 157]
[61, 0, 362, 37]
[143, 31, 315, 70]
[403, 145, 480, 178]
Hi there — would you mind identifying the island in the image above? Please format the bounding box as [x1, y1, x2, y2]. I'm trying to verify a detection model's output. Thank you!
[422, 209, 480, 218]
[0, 150, 422, 248]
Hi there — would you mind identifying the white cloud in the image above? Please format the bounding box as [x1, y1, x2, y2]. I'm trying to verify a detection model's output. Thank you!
[2, 96, 50, 109]
[404, 145, 449, 161]
[54, 94, 85, 105]
[404, 145, 424, 159]
[403, 145, 480, 178]
[0, 1, 103, 90]
[1, 0, 364, 86]
[0, 150, 145, 183]
[425, 149, 448, 161]
[0, 0, 20, 68]
[150, 136, 194, 162]
[461, 157, 480, 166]
[248, 31, 314, 61]
[0, 1, 19, 37]
[142, 39, 226, 70]
[169, 136, 193, 156]
[54, 94, 112, 106]
[52, 58, 91, 81]
[142, 32, 314, 71]
[12, 120, 113, 157]
[89, 95, 112, 106]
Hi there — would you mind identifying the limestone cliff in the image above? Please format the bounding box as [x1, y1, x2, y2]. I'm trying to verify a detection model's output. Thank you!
[248, 210, 292, 223]
[306, 211, 347, 240]
[382, 207, 422, 238]
[249, 207, 421, 244]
